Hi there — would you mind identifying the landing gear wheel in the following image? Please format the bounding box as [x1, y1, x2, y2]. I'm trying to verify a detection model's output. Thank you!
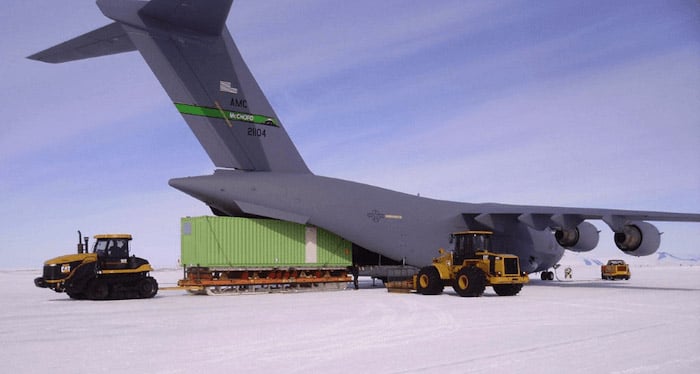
[541, 271, 554, 281]
[137, 277, 158, 298]
[87, 279, 109, 300]
[493, 283, 523, 296]
[452, 266, 486, 297]
[416, 266, 443, 295]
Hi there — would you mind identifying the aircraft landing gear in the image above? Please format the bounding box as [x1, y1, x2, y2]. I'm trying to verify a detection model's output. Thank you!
[540, 264, 562, 281]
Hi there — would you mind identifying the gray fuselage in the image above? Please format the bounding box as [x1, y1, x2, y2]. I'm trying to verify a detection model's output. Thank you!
[170, 170, 564, 272]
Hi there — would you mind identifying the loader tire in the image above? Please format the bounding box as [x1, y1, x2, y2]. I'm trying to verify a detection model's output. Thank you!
[493, 283, 523, 296]
[416, 266, 443, 295]
[453, 266, 486, 297]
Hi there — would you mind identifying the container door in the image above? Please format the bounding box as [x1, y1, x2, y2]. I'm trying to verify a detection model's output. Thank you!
[305, 226, 317, 264]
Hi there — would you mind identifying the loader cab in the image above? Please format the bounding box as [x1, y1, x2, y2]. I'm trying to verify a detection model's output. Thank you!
[93, 234, 132, 259]
[451, 231, 493, 265]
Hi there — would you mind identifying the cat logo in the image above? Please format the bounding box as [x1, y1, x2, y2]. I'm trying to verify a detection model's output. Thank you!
[61, 264, 71, 273]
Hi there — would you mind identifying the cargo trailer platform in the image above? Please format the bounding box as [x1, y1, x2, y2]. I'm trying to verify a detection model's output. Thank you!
[178, 266, 351, 294]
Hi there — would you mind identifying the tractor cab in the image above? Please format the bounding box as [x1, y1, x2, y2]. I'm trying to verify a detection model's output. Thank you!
[93, 234, 132, 259]
[451, 231, 493, 265]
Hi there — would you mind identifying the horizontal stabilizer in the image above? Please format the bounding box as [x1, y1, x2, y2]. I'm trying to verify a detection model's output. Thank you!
[139, 0, 233, 35]
[27, 22, 135, 63]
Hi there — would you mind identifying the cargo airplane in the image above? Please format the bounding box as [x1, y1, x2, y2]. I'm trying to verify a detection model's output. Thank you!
[29, 0, 700, 275]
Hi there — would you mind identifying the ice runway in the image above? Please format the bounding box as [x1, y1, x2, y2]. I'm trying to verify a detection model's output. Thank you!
[3, 265, 699, 373]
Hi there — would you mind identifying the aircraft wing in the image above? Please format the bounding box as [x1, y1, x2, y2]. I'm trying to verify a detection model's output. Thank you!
[463, 204, 700, 231]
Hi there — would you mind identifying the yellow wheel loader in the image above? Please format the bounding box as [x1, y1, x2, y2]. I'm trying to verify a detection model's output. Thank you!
[415, 231, 529, 297]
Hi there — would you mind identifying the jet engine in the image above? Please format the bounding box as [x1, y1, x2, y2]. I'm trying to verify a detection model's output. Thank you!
[554, 221, 599, 252]
[614, 221, 661, 256]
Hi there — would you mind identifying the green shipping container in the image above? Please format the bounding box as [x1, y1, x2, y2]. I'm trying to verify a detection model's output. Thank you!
[180, 216, 352, 268]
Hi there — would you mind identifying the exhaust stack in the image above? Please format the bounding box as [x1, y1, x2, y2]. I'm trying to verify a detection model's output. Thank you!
[76, 231, 89, 254]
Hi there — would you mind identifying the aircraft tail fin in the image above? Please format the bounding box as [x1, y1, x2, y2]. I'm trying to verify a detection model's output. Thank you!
[29, 0, 310, 173]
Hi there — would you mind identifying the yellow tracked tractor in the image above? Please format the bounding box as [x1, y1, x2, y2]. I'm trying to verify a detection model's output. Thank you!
[415, 231, 529, 297]
[34, 232, 158, 300]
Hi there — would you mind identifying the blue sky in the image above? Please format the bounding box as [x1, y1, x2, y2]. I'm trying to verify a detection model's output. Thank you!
[1, 0, 699, 268]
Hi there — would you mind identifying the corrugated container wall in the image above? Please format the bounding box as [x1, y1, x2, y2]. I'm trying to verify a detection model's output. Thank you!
[181, 216, 352, 268]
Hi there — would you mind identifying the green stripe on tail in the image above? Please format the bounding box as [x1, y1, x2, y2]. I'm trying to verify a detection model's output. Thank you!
[175, 103, 279, 127]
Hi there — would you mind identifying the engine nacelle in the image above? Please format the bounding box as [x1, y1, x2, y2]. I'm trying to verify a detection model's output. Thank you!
[614, 221, 661, 256]
[555, 221, 599, 252]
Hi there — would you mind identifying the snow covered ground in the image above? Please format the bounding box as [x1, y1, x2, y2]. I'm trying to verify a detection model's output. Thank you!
[3, 264, 699, 373]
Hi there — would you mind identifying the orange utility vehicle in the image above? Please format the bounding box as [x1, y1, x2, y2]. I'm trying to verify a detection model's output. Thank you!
[601, 259, 631, 280]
